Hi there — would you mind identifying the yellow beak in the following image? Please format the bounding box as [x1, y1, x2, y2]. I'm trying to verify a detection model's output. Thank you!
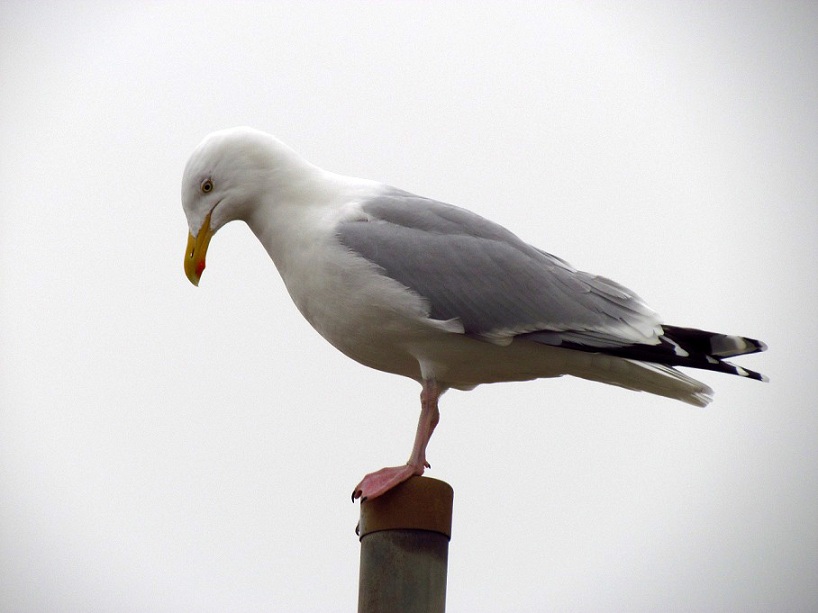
[184, 212, 214, 286]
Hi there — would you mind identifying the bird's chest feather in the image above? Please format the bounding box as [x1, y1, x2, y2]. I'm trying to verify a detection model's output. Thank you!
[276, 235, 436, 374]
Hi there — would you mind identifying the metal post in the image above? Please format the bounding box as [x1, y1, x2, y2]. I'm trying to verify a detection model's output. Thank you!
[357, 476, 454, 613]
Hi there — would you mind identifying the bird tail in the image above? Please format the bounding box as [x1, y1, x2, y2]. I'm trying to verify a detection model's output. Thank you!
[565, 351, 715, 407]
[527, 325, 767, 383]
[603, 325, 768, 382]
[526, 324, 767, 406]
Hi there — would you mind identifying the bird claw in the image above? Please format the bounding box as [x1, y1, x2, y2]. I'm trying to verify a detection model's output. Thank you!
[351, 463, 425, 503]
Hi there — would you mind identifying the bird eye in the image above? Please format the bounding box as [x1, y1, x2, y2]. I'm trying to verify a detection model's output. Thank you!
[201, 179, 214, 193]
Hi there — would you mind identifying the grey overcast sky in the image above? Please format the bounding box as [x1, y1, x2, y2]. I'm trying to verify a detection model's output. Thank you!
[2, 2, 816, 611]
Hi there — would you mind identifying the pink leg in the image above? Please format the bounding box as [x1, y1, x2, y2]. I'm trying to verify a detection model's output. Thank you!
[352, 379, 443, 502]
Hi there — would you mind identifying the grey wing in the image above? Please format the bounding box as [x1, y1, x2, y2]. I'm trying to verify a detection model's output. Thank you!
[336, 188, 662, 347]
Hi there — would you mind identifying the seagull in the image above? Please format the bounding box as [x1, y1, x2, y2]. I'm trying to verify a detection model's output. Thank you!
[181, 127, 767, 502]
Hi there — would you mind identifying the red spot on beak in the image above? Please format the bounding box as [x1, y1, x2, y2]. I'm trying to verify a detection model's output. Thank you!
[196, 260, 206, 277]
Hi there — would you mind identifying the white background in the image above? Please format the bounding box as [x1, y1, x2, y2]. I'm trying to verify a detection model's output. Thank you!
[2, 2, 816, 611]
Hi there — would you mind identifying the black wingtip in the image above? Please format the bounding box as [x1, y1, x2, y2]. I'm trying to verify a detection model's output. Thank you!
[524, 324, 768, 382]
[662, 325, 767, 359]
[721, 359, 768, 382]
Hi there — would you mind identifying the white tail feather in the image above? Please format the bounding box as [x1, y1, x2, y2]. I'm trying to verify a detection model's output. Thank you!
[568, 353, 713, 407]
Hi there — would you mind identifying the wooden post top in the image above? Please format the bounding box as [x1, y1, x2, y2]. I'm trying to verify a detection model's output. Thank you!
[357, 476, 454, 540]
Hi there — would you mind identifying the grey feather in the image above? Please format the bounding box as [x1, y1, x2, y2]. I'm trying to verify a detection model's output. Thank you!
[336, 188, 661, 345]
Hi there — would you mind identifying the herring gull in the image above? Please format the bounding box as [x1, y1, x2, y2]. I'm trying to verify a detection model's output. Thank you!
[181, 127, 767, 501]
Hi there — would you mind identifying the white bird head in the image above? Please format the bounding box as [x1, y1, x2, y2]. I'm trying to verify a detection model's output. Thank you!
[181, 127, 307, 285]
